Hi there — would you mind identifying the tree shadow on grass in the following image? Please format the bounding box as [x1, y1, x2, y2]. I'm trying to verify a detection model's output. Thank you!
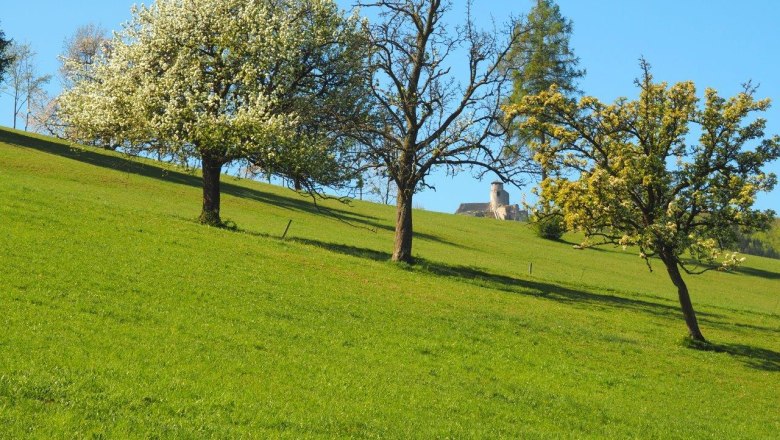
[290, 237, 702, 320]
[1, 129, 368, 218]
[2, 129, 461, 247]
[686, 340, 780, 372]
[698, 318, 780, 337]
[290, 237, 780, 372]
[732, 266, 780, 280]
[232, 186, 462, 247]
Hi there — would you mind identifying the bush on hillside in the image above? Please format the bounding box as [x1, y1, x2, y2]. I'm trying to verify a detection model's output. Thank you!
[533, 213, 566, 240]
[737, 233, 780, 259]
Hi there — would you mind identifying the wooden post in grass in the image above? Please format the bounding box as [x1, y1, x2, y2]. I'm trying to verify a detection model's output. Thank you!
[282, 220, 292, 239]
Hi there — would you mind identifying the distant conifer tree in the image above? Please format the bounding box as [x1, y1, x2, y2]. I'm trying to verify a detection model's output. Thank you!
[0, 24, 13, 83]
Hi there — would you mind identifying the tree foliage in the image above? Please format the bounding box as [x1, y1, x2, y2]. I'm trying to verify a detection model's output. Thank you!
[512, 1, 582, 93]
[504, 0, 583, 170]
[532, 213, 565, 240]
[503, 0, 583, 235]
[0, 24, 12, 83]
[354, 0, 527, 263]
[506, 0, 583, 108]
[504, 60, 780, 341]
[60, 0, 371, 226]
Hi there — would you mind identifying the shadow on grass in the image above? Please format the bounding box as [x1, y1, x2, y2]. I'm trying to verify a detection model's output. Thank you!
[698, 315, 780, 337]
[291, 238, 700, 320]
[734, 266, 780, 280]
[685, 340, 780, 372]
[1, 129, 458, 247]
[292, 237, 780, 372]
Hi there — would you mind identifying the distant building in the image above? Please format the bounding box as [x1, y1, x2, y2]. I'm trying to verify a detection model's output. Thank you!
[455, 182, 528, 221]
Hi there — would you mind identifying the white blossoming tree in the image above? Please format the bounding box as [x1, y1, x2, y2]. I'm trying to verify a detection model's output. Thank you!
[504, 60, 780, 342]
[60, 0, 370, 225]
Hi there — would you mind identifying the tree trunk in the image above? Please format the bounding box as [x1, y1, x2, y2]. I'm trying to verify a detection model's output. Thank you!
[13, 93, 18, 130]
[539, 132, 548, 182]
[24, 97, 30, 131]
[199, 156, 223, 226]
[293, 175, 302, 191]
[25, 79, 32, 132]
[661, 254, 706, 342]
[392, 188, 414, 263]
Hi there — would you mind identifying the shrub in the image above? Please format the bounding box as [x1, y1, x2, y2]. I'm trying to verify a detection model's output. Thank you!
[533, 214, 566, 240]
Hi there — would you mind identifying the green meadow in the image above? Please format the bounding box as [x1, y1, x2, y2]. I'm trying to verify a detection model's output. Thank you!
[1, 127, 778, 438]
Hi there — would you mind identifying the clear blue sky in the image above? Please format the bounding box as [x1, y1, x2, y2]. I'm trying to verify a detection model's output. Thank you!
[1, 0, 778, 213]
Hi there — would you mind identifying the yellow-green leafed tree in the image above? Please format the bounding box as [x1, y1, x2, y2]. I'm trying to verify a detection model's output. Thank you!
[60, 0, 371, 226]
[504, 60, 780, 342]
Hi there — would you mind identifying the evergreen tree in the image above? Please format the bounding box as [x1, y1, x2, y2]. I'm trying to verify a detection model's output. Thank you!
[0, 25, 13, 83]
[505, 0, 584, 181]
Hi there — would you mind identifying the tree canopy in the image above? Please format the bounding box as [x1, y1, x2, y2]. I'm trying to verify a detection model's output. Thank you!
[504, 0, 583, 158]
[506, 0, 583, 109]
[504, 61, 780, 341]
[60, 0, 371, 226]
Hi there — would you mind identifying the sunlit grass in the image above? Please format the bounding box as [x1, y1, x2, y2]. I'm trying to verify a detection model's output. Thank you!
[1, 127, 778, 438]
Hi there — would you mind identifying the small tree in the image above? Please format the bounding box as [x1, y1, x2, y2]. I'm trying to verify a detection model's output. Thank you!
[26, 91, 61, 136]
[45, 24, 111, 143]
[3, 43, 51, 131]
[355, 0, 527, 263]
[505, 61, 780, 342]
[60, 0, 371, 226]
[365, 167, 397, 205]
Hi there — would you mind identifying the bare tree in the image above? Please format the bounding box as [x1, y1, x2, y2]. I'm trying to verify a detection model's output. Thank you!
[355, 0, 529, 262]
[27, 90, 64, 136]
[59, 23, 109, 88]
[3, 42, 51, 131]
[366, 167, 397, 205]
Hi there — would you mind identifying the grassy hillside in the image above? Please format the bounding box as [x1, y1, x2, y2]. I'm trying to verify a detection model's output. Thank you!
[1, 127, 779, 438]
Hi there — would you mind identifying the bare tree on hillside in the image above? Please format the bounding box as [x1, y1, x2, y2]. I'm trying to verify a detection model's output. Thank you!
[2, 42, 51, 131]
[353, 0, 532, 262]
[59, 23, 109, 88]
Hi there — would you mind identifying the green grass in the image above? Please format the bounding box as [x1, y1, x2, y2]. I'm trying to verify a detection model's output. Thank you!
[1, 127, 779, 438]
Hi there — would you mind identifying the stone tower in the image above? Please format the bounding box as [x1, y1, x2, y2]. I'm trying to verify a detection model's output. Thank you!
[489, 181, 509, 210]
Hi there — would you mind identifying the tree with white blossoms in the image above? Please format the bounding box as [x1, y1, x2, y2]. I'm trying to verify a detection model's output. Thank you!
[504, 60, 780, 342]
[60, 0, 371, 226]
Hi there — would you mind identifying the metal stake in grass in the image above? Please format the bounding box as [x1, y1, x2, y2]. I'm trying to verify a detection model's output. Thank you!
[282, 219, 292, 239]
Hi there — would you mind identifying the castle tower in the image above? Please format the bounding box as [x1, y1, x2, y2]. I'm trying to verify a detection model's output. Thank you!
[489, 181, 509, 210]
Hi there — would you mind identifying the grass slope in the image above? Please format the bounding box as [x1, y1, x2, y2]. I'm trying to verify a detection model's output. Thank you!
[1, 127, 779, 438]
